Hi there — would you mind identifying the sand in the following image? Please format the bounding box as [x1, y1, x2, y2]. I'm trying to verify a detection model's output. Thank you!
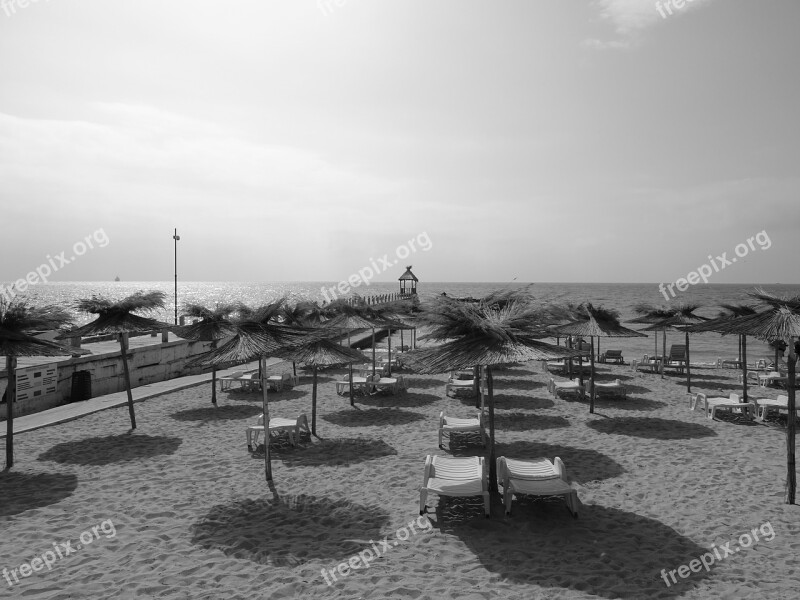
[1, 355, 799, 599]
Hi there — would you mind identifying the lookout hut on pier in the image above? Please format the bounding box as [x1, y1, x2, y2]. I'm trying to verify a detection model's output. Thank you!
[399, 266, 418, 296]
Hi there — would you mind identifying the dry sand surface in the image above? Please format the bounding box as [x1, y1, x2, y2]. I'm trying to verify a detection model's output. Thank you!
[1, 358, 799, 599]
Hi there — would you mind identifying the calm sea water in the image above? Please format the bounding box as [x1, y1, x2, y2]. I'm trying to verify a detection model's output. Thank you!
[7, 281, 800, 367]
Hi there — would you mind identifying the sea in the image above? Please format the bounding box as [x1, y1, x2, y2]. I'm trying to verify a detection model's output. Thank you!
[6, 281, 800, 368]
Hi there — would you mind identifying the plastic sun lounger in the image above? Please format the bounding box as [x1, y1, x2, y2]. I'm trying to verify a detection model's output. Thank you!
[590, 379, 627, 399]
[496, 456, 578, 517]
[755, 394, 800, 422]
[598, 350, 624, 364]
[548, 378, 585, 400]
[335, 375, 374, 396]
[266, 373, 296, 392]
[438, 410, 486, 449]
[246, 413, 310, 450]
[419, 455, 490, 517]
[373, 376, 405, 395]
[219, 371, 244, 391]
[691, 392, 755, 420]
[445, 378, 476, 397]
[759, 371, 788, 389]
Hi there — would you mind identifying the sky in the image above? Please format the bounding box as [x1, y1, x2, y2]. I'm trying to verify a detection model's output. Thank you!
[1, 0, 798, 285]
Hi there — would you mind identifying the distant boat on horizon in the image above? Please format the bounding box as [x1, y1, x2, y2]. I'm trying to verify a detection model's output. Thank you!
[114, 275, 120, 282]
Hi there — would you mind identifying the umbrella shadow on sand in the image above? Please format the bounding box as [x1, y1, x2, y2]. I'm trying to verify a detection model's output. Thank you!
[358, 392, 439, 408]
[0, 472, 79, 517]
[492, 412, 570, 431]
[322, 407, 425, 427]
[170, 404, 262, 422]
[37, 433, 182, 466]
[271, 437, 397, 467]
[494, 441, 625, 484]
[586, 417, 717, 440]
[403, 376, 447, 390]
[191, 495, 390, 567]
[478, 394, 555, 410]
[435, 503, 710, 599]
[568, 395, 667, 412]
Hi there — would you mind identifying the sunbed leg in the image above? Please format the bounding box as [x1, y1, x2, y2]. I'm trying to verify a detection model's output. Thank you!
[419, 490, 428, 516]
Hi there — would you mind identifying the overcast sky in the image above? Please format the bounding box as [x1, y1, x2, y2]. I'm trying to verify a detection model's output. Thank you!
[1, 0, 798, 284]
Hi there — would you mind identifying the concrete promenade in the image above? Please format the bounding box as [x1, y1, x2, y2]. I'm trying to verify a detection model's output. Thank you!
[0, 359, 277, 437]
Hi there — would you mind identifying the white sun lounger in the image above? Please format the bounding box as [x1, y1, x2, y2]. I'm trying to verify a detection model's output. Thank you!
[589, 379, 627, 399]
[496, 456, 578, 517]
[438, 410, 486, 449]
[691, 392, 755, 420]
[246, 413, 310, 449]
[548, 378, 585, 399]
[219, 371, 245, 391]
[755, 394, 799, 422]
[419, 455, 489, 517]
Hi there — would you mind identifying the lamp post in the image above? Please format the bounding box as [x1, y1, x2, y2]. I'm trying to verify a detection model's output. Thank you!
[173, 228, 180, 324]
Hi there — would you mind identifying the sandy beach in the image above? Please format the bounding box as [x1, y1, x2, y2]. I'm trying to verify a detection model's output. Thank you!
[1, 351, 799, 599]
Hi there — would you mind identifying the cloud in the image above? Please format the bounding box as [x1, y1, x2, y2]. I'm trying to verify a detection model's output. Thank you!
[587, 0, 717, 49]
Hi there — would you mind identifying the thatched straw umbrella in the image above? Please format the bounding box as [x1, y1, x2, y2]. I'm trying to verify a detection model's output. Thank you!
[630, 305, 706, 380]
[320, 298, 399, 406]
[192, 301, 312, 482]
[62, 291, 171, 430]
[1, 299, 83, 470]
[638, 305, 708, 391]
[402, 292, 582, 497]
[272, 337, 370, 436]
[681, 307, 760, 401]
[171, 302, 240, 405]
[553, 304, 646, 414]
[685, 290, 800, 504]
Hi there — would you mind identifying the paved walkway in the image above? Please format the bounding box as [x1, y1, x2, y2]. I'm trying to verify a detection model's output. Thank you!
[0, 359, 280, 437]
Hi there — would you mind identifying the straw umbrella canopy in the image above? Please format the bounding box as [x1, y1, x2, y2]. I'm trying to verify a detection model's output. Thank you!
[691, 292, 800, 505]
[171, 302, 240, 406]
[630, 304, 706, 380]
[553, 304, 646, 414]
[62, 291, 171, 430]
[638, 305, 708, 390]
[402, 292, 582, 497]
[680, 306, 759, 400]
[271, 337, 370, 436]
[1, 299, 83, 470]
[192, 301, 314, 482]
[320, 298, 402, 405]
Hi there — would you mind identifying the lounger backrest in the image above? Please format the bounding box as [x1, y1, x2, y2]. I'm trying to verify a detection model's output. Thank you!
[607, 350, 622, 358]
[669, 345, 686, 359]
[729, 393, 739, 402]
[777, 395, 788, 402]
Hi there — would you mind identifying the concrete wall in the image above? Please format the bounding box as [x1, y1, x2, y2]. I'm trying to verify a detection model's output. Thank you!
[0, 339, 214, 420]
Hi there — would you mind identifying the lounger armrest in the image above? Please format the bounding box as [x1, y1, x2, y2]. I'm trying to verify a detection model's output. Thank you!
[422, 455, 434, 486]
[554, 457, 568, 483]
[496, 457, 511, 490]
[439, 411, 445, 429]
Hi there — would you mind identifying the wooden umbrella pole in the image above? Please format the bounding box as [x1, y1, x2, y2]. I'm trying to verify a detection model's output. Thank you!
[661, 328, 666, 379]
[211, 339, 218, 405]
[387, 330, 392, 377]
[685, 331, 692, 393]
[786, 337, 796, 504]
[486, 365, 497, 497]
[371, 328, 376, 379]
[261, 356, 272, 481]
[119, 334, 137, 429]
[311, 365, 318, 436]
[589, 337, 595, 414]
[741, 336, 748, 402]
[5, 356, 16, 470]
[474, 365, 480, 409]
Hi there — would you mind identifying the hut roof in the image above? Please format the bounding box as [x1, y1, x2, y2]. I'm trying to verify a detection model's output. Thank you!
[398, 266, 418, 282]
